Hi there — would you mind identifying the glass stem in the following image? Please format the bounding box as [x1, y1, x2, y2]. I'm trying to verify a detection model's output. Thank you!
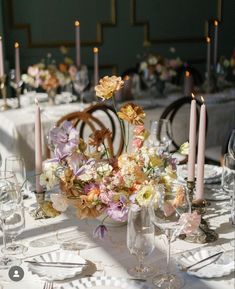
[137, 253, 145, 274]
[165, 230, 171, 274]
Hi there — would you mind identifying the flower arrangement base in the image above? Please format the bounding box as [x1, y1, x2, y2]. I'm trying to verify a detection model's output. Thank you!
[97, 214, 127, 227]
[30, 191, 60, 220]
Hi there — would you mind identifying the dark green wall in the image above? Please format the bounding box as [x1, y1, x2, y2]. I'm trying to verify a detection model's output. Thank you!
[1, 0, 235, 77]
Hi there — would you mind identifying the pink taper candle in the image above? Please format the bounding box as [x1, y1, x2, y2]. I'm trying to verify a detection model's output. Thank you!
[195, 97, 206, 200]
[187, 93, 197, 182]
[213, 20, 219, 68]
[0, 36, 5, 77]
[93, 47, 99, 86]
[14, 42, 21, 83]
[75, 21, 81, 67]
[35, 98, 43, 193]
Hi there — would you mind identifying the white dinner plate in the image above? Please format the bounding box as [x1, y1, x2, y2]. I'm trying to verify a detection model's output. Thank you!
[27, 251, 88, 281]
[177, 248, 235, 278]
[177, 164, 222, 183]
[59, 276, 151, 289]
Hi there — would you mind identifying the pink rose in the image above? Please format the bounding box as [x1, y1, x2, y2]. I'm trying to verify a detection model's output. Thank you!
[132, 138, 143, 149]
[163, 201, 175, 217]
[178, 211, 201, 235]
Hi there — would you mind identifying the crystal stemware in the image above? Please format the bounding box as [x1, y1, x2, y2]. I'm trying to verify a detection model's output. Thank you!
[0, 175, 21, 268]
[149, 119, 172, 154]
[127, 205, 155, 278]
[221, 153, 235, 199]
[228, 129, 235, 159]
[149, 185, 190, 289]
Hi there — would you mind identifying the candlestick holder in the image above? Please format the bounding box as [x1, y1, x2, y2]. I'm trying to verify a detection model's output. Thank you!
[180, 178, 218, 244]
[0, 74, 11, 111]
[30, 191, 60, 220]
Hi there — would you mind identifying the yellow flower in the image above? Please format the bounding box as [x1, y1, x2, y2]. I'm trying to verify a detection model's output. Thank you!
[95, 76, 124, 100]
[136, 185, 154, 206]
[117, 103, 145, 125]
[179, 142, 189, 155]
[149, 156, 163, 168]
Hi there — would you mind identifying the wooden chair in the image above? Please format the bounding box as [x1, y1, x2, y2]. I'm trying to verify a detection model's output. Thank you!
[84, 103, 125, 157]
[46, 111, 114, 158]
[159, 96, 208, 151]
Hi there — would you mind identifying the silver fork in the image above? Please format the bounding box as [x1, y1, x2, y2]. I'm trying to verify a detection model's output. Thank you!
[43, 281, 53, 289]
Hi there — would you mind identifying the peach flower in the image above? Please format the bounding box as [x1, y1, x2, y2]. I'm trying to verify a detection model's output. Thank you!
[95, 76, 124, 100]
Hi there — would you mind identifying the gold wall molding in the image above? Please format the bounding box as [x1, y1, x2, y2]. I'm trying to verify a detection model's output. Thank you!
[6, 0, 117, 48]
[130, 0, 223, 44]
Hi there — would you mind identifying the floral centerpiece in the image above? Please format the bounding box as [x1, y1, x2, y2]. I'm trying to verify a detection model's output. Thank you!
[41, 75, 200, 238]
[22, 47, 89, 103]
[137, 53, 183, 96]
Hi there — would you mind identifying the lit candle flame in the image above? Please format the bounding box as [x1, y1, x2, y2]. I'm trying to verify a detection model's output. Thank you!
[214, 20, 218, 27]
[185, 70, 190, 77]
[14, 42, 19, 48]
[75, 20, 80, 27]
[191, 93, 195, 99]
[35, 98, 39, 106]
[206, 36, 210, 43]
[201, 96, 205, 103]
[93, 47, 98, 53]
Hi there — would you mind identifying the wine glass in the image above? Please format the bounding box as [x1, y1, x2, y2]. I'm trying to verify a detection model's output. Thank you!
[149, 119, 172, 154]
[228, 129, 235, 159]
[1, 203, 27, 255]
[73, 66, 89, 105]
[0, 175, 21, 268]
[149, 185, 190, 289]
[221, 153, 235, 199]
[127, 205, 155, 278]
[0, 152, 2, 168]
[5, 155, 27, 195]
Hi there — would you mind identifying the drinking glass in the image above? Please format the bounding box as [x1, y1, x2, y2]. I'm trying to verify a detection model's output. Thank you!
[0, 179, 21, 268]
[149, 185, 190, 289]
[73, 66, 89, 105]
[228, 129, 235, 159]
[127, 205, 155, 278]
[0, 152, 2, 168]
[5, 155, 27, 195]
[149, 119, 172, 154]
[1, 204, 27, 255]
[221, 154, 235, 198]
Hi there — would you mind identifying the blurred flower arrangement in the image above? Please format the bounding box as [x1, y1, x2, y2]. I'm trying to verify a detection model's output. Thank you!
[215, 51, 235, 89]
[22, 47, 89, 102]
[137, 52, 183, 96]
[41, 75, 199, 238]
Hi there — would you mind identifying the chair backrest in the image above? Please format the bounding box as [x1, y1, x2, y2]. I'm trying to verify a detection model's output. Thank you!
[160, 96, 208, 150]
[84, 103, 125, 157]
[46, 111, 114, 158]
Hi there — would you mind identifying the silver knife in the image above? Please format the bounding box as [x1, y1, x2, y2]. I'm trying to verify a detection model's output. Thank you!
[180, 251, 223, 272]
[25, 260, 87, 268]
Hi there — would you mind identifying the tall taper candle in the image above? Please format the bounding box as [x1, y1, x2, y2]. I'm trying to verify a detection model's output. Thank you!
[196, 97, 206, 200]
[206, 37, 211, 82]
[75, 21, 81, 67]
[35, 98, 43, 193]
[187, 93, 197, 182]
[183, 71, 193, 96]
[0, 36, 4, 77]
[213, 20, 219, 68]
[93, 47, 99, 86]
[14, 42, 21, 83]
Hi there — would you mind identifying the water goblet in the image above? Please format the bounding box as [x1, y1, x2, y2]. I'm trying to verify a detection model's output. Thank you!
[228, 129, 235, 159]
[149, 185, 191, 289]
[127, 205, 155, 278]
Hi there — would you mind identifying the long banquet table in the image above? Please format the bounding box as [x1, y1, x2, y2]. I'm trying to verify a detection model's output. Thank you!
[0, 188, 234, 289]
[0, 89, 234, 171]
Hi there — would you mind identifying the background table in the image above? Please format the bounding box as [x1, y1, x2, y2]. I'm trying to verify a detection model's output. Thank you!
[0, 89, 234, 171]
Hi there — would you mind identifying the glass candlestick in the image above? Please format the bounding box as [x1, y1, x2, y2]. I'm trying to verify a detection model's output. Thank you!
[0, 75, 11, 111]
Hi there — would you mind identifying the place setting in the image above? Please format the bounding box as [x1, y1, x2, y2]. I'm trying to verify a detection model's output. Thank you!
[0, 3, 235, 289]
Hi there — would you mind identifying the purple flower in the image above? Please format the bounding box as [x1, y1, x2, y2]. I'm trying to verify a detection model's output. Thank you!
[49, 121, 79, 155]
[106, 201, 128, 222]
[169, 157, 178, 170]
[99, 191, 114, 205]
[84, 183, 99, 194]
[93, 224, 108, 240]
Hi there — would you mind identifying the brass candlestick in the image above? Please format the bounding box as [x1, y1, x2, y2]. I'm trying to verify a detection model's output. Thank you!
[16, 85, 21, 108]
[0, 74, 11, 111]
[30, 191, 60, 220]
[180, 178, 218, 244]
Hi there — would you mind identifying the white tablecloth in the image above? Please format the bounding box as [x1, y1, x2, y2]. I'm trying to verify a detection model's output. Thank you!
[0, 90, 234, 170]
[0, 191, 234, 289]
